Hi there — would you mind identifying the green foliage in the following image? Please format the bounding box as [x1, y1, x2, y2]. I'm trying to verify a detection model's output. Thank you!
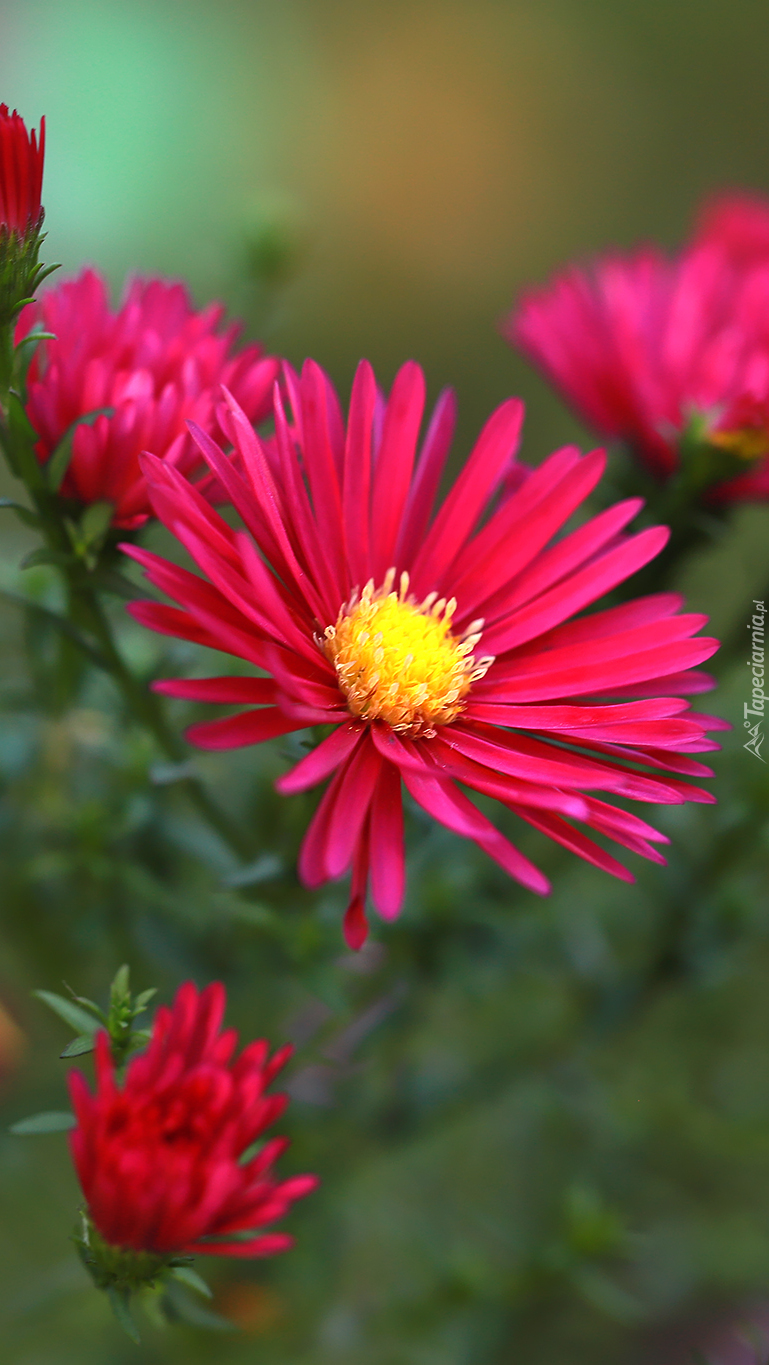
[8, 1111, 76, 1135]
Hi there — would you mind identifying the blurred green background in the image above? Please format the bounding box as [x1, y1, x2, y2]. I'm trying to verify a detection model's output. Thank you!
[2, 1, 769, 1362]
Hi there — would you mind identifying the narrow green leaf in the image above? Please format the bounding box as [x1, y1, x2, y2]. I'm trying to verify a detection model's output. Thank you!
[79, 499, 114, 550]
[0, 497, 40, 527]
[107, 1287, 141, 1344]
[149, 760, 197, 785]
[163, 1282, 235, 1331]
[60, 1034, 96, 1059]
[34, 261, 61, 287]
[169, 1266, 213, 1299]
[6, 391, 45, 489]
[15, 330, 56, 350]
[222, 853, 283, 888]
[20, 547, 73, 570]
[90, 566, 151, 600]
[0, 590, 105, 668]
[67, 994, 108, 1025]
[110, 965, 130, 1003]
[9, 1110, 76, 1135]
[46, 408, 113, 492]
[133, 989, 157, 1013]
[126, 1029, 151, 1053]
[34, 990, 101, 1036]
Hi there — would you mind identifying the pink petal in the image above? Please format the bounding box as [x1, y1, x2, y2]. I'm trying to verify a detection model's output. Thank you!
[153, 676, 276, 704]
[369, 762, 406, 920]
[276, 722, 364, 795]
[371, 360, 425, 580]
[187, 708, 303, 750]
[410, 398, 524, 593]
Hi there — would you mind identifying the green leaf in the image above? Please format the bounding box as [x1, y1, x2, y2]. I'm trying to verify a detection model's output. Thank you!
[169, 1266, 213, 1299]
[110, 965, 131, 1003]
[0, 496, 40, 527]
[66, 992, 108, 1025]
[133, 989, 157, 1014]
[20, 546, 73, 570]
[46, 408, 113, 492]
[0, 589, 106, 668]
[222, 853, 283, 888]
[126, 1029, 152, 1052]
[163, 1282, 235, 1331]
[79, 499, 114, 547]
[34, 989, 101, 1036]
[6, 390, 44, 488]
[20, 543, 73, 570]
[9, 1110, 76, 1135]
[15, 329, 56, 350]
[60, 1034, 96, 1059]
[107, 1287, 141, 1344]
[90, 565, 151, 600]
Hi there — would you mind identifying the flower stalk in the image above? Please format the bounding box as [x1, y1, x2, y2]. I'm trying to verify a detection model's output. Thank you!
[0, 321, 256, 864]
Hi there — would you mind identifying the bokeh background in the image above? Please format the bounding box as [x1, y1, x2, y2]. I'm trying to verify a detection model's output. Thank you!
[1, 1, 769, 1361]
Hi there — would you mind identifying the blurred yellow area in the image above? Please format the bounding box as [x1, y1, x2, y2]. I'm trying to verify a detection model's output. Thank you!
[0, 1000, 26, 1083]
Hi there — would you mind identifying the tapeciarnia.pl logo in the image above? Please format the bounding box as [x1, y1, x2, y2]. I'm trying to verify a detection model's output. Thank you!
[745, 599, 766, 762]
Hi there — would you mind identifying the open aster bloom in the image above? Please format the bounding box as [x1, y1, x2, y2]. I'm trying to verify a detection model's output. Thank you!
[68, 981, 317, 1258]
[17, 269, 279, 527]
[123, 360, 723, 949]
[506, 192, 769, 503]
[0, 103, 45, 235]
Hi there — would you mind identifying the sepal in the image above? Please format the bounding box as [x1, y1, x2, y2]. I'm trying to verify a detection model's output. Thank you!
[0, 216, 57, 332]
[73, 1212, 221, 1342]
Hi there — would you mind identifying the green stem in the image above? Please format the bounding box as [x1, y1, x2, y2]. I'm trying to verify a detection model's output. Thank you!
[60, 569, 255, 862]
[0, 374, 254, 863]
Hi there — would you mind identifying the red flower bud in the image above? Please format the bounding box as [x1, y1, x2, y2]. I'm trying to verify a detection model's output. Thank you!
[68, 981, 317, 1260]
[0, 104, 44, 235]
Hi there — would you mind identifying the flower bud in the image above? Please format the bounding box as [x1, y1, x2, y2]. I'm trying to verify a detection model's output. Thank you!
[0, 104, 48, 331]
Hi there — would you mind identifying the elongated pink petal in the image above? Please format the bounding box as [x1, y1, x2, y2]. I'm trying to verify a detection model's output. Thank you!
[369, 762, 406, 919]
[371, 360, 425, 579]
[452, 448, 607, 619]
[153, 676, 276, 704]
[395, 387, 456, 565]
[484, 525, 672, 655]
[276, 722, 364, 794]
[410, 397, 524, 592]
[187, 708, 303, 750]
[513, 805, 635, 881]
[322, 738, 383, 878]
[403, 765, 550, 894]
[343, 360, 377, 585]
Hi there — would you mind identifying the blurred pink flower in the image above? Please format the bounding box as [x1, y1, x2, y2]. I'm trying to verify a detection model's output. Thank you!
[507, 192, 769, 502]
[124, 360, 722, 947]
[18, 269, 279, 527]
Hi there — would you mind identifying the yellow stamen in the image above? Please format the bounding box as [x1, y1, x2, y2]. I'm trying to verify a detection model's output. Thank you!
[710, 426, 769, 461]
[323, 570, 492, 738]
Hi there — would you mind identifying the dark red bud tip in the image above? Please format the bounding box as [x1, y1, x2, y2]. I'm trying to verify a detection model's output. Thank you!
[343, 894, 369, 951]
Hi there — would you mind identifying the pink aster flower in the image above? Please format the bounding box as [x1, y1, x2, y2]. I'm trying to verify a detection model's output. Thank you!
[17, 269, 279, 527]
[506, 192, 769, 502]
[123, 360, 722, 948]
[69, 980, 317, 1259]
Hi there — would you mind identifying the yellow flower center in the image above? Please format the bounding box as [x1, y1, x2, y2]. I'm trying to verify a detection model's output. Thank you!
[323, 569, 492, 738]
[710, 425, 769, 461]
